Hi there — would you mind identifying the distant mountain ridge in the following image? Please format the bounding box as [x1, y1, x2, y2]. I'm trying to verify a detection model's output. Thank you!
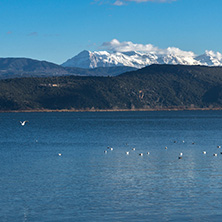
[0, 58, 136, 79]
[62, 50, 222, 69]
[0, 58, 69, 78]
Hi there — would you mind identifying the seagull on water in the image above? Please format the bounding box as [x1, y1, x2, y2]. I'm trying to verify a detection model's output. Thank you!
[20, 120, 28, 126]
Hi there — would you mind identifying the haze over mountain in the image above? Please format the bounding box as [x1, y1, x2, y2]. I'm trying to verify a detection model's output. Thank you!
[62, 39, 222, 69]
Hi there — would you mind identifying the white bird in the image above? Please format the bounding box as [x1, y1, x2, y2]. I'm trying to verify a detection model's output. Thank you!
[139, 153, 143, 156]
[132, 148, 136, 151]
[126, 151, 130, 155]
[203, 151, 207, 154]
[179, 153, 183, 156]
[110, 148, 113, 151]
[58, 153, 62, 156]
[20, 120, 28, 126]
[213, 153, 218, 157]
[217, 146, 221, 148]
[147, 152, 150, 155]
[165, 147, 168, 149]
[104, 150, 107, 154]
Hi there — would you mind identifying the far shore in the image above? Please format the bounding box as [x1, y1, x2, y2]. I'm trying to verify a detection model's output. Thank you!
[0, 107, 222, 113]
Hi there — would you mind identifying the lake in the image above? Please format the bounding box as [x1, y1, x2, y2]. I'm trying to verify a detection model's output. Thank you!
[1, 111, 222, 221]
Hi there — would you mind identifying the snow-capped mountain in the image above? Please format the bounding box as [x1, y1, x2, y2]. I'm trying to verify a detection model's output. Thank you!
[62, 50, 222, 69]
[195, 50, 222, 66]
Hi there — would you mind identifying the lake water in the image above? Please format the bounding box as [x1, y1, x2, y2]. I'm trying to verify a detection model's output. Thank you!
[1, 111, 222, 221]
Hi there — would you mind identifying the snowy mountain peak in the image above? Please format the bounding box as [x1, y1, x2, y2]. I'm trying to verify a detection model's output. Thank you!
[62, 50, 94, 69]
[195, 50, 222, 66]
[62, 49, 222, 69]
[78, 50, 91, 56]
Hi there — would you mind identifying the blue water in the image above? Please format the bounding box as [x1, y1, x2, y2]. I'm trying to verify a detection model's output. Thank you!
[1, 111, 222, 221]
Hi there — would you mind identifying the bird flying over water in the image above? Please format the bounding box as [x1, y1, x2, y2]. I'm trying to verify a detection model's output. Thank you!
[20, 120, 28, 126]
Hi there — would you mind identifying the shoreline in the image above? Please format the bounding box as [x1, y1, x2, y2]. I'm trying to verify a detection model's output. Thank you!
[0, 107, 222, 113]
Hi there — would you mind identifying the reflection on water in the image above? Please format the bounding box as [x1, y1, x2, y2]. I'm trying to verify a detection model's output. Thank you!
[0, 111, 222, 221]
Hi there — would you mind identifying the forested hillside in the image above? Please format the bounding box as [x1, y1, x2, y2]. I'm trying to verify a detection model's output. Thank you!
[1, 64, 222, 111]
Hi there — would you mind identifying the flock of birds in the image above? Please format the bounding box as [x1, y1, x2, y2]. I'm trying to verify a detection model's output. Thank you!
[104, 142, 222, 159]
[19, 120, 222, 158]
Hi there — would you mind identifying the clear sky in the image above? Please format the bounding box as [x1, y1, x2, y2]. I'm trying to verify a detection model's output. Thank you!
[1, 0, 222, 64]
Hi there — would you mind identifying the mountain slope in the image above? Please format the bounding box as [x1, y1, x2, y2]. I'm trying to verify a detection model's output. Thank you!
[62, 50, 222, 69]
[1, 65, 222, 111]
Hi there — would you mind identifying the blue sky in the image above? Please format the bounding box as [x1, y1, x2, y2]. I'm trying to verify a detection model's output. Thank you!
[1, 0, 222, 64]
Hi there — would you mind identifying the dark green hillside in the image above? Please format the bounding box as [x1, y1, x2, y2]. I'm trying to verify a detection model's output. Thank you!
[118, 65, 222, 108]
[1, 64, 222, 111]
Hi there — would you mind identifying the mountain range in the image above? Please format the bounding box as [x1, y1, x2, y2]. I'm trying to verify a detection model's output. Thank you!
[62, 50, 222, 69]
[1, 48, 222, 80]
